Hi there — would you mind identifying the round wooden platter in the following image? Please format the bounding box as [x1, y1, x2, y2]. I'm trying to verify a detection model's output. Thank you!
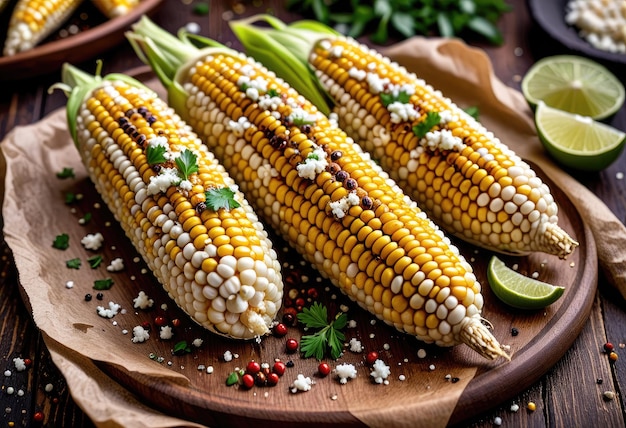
[4, 115, 596, 427]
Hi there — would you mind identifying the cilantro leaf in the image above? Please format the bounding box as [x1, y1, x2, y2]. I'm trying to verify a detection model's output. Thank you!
[88, 255, 103, 269]
[146, 144, 167, 165]
[66, 258, 81, 269]
[93, 278, 114, 290]
[56, 167, 75, 179]
[464, 105, 480, 120]
[297, 302, 347, 360]
[412, 111, 441, 138]
[53, 234, 70, 250]
[175, 149, 199, 180]
[380, 90, 411, 107]
[173, 340, 192, 355]
[65, 192, 76, 204]
[267, 88, 280, 97]
[205, 187, 241, 211]
[80, 213, 92, 225]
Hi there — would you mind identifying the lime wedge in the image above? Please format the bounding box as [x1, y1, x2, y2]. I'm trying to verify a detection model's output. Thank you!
[521, 55, 624, 120]
[487, 256, 565, 310]
[535, 102, 626, 171]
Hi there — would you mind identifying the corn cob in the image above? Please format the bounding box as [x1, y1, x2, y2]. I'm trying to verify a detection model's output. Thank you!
[127, 17, 510, 360]
[3, 0, 83, 56]
[91, 0, 139, 18]
[51, 62, 283, 339]
[230, 16, 579, 259]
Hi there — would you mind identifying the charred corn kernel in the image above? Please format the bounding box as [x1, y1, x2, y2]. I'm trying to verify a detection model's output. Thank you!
[91, 0, 139, 18]
[54, 63, 282, 339]
[231, 16, 579, 259]
[128, 17, 510, 360]
[3, 0, 82, 56]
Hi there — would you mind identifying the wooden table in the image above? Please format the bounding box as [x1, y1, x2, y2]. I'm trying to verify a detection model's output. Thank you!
[1, 0, 625, 426]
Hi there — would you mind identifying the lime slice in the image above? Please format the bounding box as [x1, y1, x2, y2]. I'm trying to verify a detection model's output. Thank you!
[487, 256, 565, 310]
[521, 55, 624, 120]
[535, 102, 626, 171]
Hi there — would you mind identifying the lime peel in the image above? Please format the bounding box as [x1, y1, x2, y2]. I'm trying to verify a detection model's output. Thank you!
[487, 256, 565, 310]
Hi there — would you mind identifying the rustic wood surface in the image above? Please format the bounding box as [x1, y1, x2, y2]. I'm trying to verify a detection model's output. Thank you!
[1, 0, 625, 427]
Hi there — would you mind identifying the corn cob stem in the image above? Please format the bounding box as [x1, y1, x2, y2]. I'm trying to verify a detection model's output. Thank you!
[51, 60, 283, 339]
[127, 17, 510, 361]
[230, 15, 579, 259]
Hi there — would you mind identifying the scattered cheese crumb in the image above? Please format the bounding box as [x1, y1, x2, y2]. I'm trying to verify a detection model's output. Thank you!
[131, 326, 150, 343]
[291, 374, 313, 393]
[13, 358, 26, 372]
[370, 359, 391, 384]
[192, 338, 203, 347]
[349, 337, 364, 353]
[347, 320, 357, 328]
[133, 291, 154, 309]
[106, 257, 124, 272]
[223, 350, 233, 362]
[44, 383, 53, 392]
[96, 302, 121, 318]
[81, 232, 104, 250]
[335, 363, 357, 384]
[65, 281, 74, 289]
[510, 403, 520, 412]
[206, 366, 214, 374]
[3, 370, 11, 376]
[417, 349, 427, 358]
[159, 325, 174, 340]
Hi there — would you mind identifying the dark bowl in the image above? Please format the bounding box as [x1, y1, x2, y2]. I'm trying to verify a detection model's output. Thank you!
[528, 0, 626, 65]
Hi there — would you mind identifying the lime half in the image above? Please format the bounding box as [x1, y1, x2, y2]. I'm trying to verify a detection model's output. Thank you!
[521, 55, 625, 120]
[535, 102, 626, 171]
[487, 256, 565, 310]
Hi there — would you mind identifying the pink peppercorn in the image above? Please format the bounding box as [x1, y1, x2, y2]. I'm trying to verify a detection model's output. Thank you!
[273, 361, 286, 376]
[286, 338, 299, 353]
[366, 351, 379, 365]
[241, 373, 255, 389]
[274, 323, 288, 336]
[246, 361, 261, 374]
[318, 362, 331, 377]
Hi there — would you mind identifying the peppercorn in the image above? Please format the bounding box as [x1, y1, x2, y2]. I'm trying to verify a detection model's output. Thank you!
[254, 372, 267, 386]
[527, 402, 536, 412]
[318, 362, 331, 377]
[609, 351, 618, 362]
[96, 292, 104, 300]
[241, 373, 255, 389]
[84, 294, 92, 302]
[604, 342, 614, 353]
[33, 412, 44, 422]
[285, 338, 299, 353]
[274, 323, 288, 336]
[366, 351, 379, 365]
[511, 327, 519, 336]
[273, 361, 286, 376]
[266, 372, 280, 386]
[246, 361, 261, 375]
[154, 316, 167, 327]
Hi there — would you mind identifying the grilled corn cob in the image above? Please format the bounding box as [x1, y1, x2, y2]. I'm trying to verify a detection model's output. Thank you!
[51, 62, 283, 339]
[3, 0, 82, 56]
[230, 16, 579, 259]
[127, 17, 510, 360]
[91, 0, 138, 18]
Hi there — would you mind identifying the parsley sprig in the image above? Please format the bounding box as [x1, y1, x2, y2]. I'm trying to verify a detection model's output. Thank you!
[380, 90, 411, 107]
[205, 187, 241, 211]
[412, 111, 441, 138]
[297, 302, 347, 360]
[175, 149, 199, 180]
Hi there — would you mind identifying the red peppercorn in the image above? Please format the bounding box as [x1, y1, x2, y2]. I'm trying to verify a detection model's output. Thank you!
[266, 372, 280, 386]
[318, 362, 331, 377]
[307, 288, 319, 299]
[286, 338, 299, 353]
[366, 351, 379, 365]
[295, 297, 306, 307]
[283, 307, 298, 325]
[274, 323, 288, 336]
[604, 342, 614, 353]
[154, 316, 167, 327]
[241, 373, 255, 389]
[171, 318, 181, 327]
[140, 321, 151, 331]
[246, 361, 261, 374]
[273, 361, 286, 376]
[33, 411, 44, 422]
[23, 358, 32, 367]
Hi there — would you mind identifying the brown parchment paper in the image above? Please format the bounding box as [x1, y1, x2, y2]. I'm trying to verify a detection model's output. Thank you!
[1, 37, 624, 428]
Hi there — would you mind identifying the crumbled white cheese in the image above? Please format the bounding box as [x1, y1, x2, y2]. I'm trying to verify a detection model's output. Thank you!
[370, 359, 391, 384]
[13, 358, 26, 372]
[387, 101, 419, 123]
[4, 370, 11, 376]
[131, 326, 150, 343]
[133, 291, 154, 309]
[159, 325, 174, 340]
[96, 301, 121, 318]
[106, 257, 124, 272]
[179, 179, 193, 191]
[81, 232, 104, 250]
[147, 168, 181, 195]
[421, 129, 466, 152]
[291, 374, 313, 393]
[335, 363, 357, 384]
[227, 116, 252, 137]
[192, 338, 203, 347]
[65, 281, 74, 289]
[223, 350, 234, 362]
[296, 147, 328, 180]
[347, 319, 357, 328]
[349, 337, 364, 353]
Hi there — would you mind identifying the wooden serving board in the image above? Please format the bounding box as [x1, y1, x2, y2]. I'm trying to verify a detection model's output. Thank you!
[3, 107, 596, 427]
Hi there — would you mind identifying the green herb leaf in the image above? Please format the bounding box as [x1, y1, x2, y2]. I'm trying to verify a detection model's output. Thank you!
[226, 371, 240, 386]
[173, 340, 192, 355]
[65, 192, 76, 204]
[66, 258, 81, 269]
[267, 88, 280, 97]
[53, 234, 70, 250]
[80, 212, 92, 225]
[205, 187, 241, 211]
[412, 111, 441, 138]
[175, 149, 199, 180]
[146, 144, 167, 165]
[297, 302, 347, 360]
[93, 278, 114, 290]
[380, 90, 411, 107]
[56, 167, 75, 179]
[88, 255, 103, 269]
[464, 105, 480, 120]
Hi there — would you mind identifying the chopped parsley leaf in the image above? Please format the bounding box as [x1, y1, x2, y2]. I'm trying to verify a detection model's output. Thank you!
[80, 213, 92, 224]
[380, 90, 411, 107]
[173, 340, 192, 355]
[56, 167, 75, 179]
[93, 278, 114, 290]
[175, 149, 199, 180]
[52, 234, 70, 250]
[464, 105, 480, 120]
[65, 192, 76, 204]
[66, 258, 81, 269]
[412, 111, 441, 138]
[267, 88, 280, 97]
[146, 144, 167, 165]
[88, 255, 103, 269]
[205, 187, 240, 211]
